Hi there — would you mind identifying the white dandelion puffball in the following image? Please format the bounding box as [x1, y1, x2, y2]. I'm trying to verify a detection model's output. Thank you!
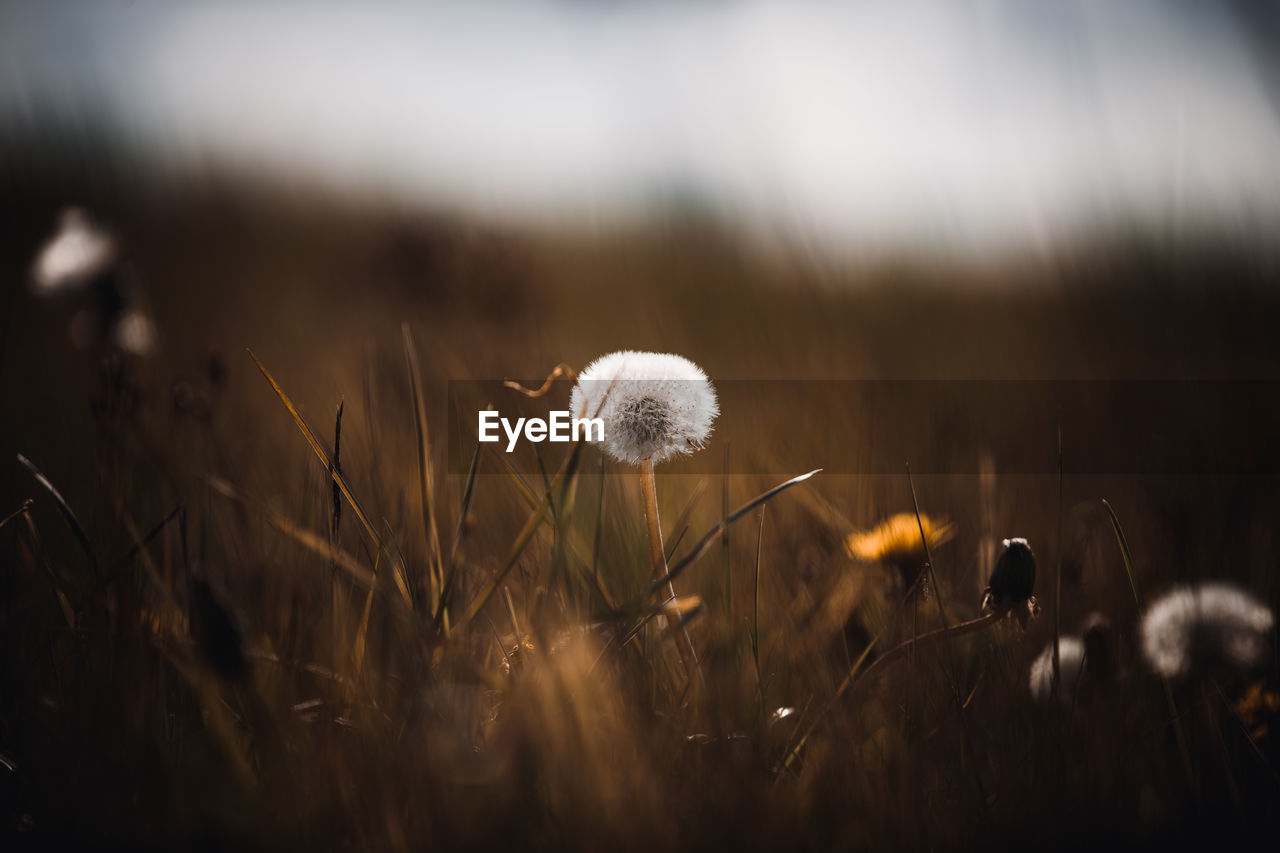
[1029, 638, 1085, 704]
[1141, 583, 1274, 679]
[113, 309, 158, 356]
[31, 208, 117, 295]
[569, 350, 718, 465]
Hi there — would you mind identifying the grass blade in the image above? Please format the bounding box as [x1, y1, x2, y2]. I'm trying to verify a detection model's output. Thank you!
[461, 497, 550, 628]
[16, 454, 98, 578]
[651, 469, 821, 593]
[205, 475, 382, 595]
[1100, 499, 1143, 607]
[1100, 497, 1194, 791]
[248, 349, 412, 607]
[403, 323, 444, 608]
[0, 499, 34, 531]
[433, 437, 484, 632]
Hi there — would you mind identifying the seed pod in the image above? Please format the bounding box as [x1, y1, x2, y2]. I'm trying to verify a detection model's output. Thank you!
[983, 537, 1036, 607]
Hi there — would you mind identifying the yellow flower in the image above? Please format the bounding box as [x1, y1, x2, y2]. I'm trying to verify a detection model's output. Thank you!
[845, 513, 955, 571]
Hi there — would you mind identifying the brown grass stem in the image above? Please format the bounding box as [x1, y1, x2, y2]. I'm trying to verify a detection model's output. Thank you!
[640, 458, 700, 687]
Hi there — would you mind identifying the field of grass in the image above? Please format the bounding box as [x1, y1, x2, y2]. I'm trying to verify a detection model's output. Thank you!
[2, 168, 1279, 850]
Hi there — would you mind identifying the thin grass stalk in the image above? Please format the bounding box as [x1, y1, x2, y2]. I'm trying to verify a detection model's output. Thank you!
[1052, 425, 1063, 700]
[493, 443, 621, 615]
[17, 454, 99, 580]
[906, 466, 993, 826]
[777, 608, 1004, 775]
[402, 324, 444, 611]
[591, 455, 606, 584]
[432, 437, 483, 635]
[752, 506, 765, 711]
[459, 433, 591, 628]
[650, 469, 821, 593]
[204, 475, 385, 597]
[0, 499, 33, 531]
[722, 442, 732, 617]
[1101, 498, 1195, 792]
[331, 399, 345, 673]
[249, 350, 412, 607]
[640, 458, 699, 686]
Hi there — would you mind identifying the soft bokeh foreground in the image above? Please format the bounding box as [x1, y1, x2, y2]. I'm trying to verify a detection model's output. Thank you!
[2, 168, 1279, 850]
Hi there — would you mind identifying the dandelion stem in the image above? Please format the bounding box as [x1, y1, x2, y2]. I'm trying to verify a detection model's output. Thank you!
[640, 458, 699, 687]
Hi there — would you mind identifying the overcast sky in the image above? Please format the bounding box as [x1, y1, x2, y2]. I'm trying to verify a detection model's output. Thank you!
[3, 0, 1279, 253]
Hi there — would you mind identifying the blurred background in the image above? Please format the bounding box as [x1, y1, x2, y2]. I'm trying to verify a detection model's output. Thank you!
[3, 2, 1280, 850]
[4, 0, 1280, 254]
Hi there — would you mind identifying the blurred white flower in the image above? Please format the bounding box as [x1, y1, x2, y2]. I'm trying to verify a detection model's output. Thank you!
[569, 350, 718, 465]
[1141, 583, 1274, 679]
[30, 208, 117, 295]
[113, 309, 158, 356]
[1029, 614, 1114, 704]
[1029, 637, 1086, 704]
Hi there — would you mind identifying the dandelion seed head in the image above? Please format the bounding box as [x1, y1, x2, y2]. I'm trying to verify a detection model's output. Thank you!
[1029, 637, 1086, 704]
[31, 208, 117, 295]
[1028, 614, 1112, 704]
[569, 350, 718, 465]
[1140, 583, 1274, 679]
[113, 309, 158, 356]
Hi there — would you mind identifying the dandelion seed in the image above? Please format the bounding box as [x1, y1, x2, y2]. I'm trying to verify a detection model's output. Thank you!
[569, 350, 718, 465]
[1140, 583, 1274, 679]
[30, 208, 117, 295]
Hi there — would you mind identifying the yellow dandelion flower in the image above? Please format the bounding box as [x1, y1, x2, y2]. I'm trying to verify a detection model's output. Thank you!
[845, 513, 955, 567]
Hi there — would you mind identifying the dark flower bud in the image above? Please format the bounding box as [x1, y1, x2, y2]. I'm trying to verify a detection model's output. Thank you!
[983, 537, 1036, 608]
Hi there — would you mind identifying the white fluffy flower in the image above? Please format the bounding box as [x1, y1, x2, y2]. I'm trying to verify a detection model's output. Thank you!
[569, 350, 718, 465]
[30, 208, 117, 295]
[1141, 583, 1274, 679]
[113, 308, 158, 356]
[1029, 637, 1086, 704]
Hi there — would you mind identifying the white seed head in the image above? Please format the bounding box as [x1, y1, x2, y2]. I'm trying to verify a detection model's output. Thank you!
[1029, 637, 1086, 704]
[31, 208, 117, 295]
[1140, 583, 1274, 679]
[569, 350, 718, 465]
[113, 309, 158, 356]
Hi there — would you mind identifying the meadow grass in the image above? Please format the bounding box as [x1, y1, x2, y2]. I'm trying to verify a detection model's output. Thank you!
[2, 175, 1280, 850]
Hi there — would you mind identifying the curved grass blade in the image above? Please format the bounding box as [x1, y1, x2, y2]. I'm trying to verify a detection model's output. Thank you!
[1100, 498, 1193, 790]
[461, 497, 550, 628]
[460, 422, 594, 630]
[0, 499, 34, 531]
[204, 475, 381, 595]
[247, 350, 411, 606]
[432, 436, 484, 632]
[650, 469, 821, 594]
[17, 454, 98, 578]
[403, 324, 444, 606]
[1100, 499, 1143, 607]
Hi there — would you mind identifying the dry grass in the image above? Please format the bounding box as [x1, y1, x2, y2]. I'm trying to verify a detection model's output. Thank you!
[2, 172, 1280, 850]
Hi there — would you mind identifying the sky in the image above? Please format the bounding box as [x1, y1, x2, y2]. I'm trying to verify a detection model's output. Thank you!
[3, 0, 1279, 253]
